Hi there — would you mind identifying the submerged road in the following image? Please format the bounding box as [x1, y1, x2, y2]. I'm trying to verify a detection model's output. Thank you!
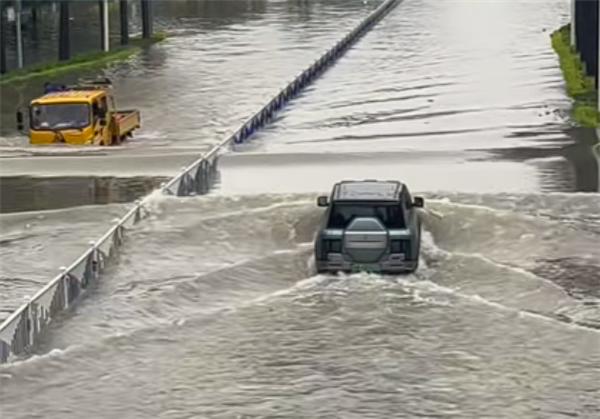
[1, 0, 599, 417]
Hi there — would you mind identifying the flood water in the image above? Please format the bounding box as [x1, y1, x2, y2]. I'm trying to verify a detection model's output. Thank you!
[1, 0, 599, 418]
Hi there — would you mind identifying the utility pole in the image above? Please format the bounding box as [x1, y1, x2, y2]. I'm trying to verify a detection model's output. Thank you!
[0, 7, 6, 74]
[572, 0, 577, 48]
[99, 0, 109, 52]
[141, 0, 152, 39]
[15, 0, 23, 68]
[30, 1, 39, 43]
[31, 3, 37, 24]
[59, 0, 70, 61]
[120, 0, 129, 45]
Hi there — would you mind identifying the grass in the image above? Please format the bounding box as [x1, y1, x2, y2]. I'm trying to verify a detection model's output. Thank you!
[0, 32, 167, 86]
[551, 24, 598, 127]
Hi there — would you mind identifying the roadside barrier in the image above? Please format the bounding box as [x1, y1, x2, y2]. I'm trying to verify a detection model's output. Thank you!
[0, 0, 400, 364]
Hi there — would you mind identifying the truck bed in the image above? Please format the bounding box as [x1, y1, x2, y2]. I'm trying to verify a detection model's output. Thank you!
[113, 110, 141, 137]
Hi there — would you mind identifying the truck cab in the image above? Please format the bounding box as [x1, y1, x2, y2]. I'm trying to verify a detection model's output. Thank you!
[18, 80, 140, 146]
[314, 180, 424, 274]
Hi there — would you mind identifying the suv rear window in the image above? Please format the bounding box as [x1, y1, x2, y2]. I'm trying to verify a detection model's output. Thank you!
[327, 203, 405, 229]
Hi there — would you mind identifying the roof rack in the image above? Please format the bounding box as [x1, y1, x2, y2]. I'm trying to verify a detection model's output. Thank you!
[64, 85, 111, 92]
[79, 77, 112, 86]
[68, 78, 113, 91]
[44, 78, 112, 93]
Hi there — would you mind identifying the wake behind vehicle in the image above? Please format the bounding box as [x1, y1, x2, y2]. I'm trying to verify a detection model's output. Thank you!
[16, 79, 140, 146]
[314, 180, 424, 274]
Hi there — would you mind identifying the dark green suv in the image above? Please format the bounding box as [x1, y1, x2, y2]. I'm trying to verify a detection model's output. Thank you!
[314, 180, 424, 274]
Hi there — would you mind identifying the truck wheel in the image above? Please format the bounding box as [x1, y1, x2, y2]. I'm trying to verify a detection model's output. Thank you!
[111, 135, 121, 146]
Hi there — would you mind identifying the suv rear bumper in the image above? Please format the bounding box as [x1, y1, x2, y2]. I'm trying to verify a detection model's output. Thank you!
[316, 258, 418, 274]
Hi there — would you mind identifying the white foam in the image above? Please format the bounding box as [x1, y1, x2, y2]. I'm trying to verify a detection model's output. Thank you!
[0, 346, 81, 370]
[408, 279, 599, 333]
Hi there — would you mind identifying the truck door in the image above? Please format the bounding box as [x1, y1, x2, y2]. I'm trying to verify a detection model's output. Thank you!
[92, 98, 110, 145]
[107, 95, 115, 111]
[101, 95, 120, 145]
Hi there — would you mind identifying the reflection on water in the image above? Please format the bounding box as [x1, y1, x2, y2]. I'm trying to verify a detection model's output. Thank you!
[0, 0, 273, 72]
[245, 0, 599, 194]
[0, 0, 369, 142]
[1, 0, 354, 72]
[0, 175, 166, 213]
[1, 0, 598, 194]
[477, 127, 600, 192]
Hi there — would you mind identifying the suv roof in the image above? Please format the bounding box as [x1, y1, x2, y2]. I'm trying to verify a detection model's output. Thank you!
[331, 180, 404, 202]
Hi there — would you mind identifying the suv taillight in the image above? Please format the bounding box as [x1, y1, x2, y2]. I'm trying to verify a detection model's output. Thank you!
[326, 239, 342, 253]
[390, 240, 408, 254]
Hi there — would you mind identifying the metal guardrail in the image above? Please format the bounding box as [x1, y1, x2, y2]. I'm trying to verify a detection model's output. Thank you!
[0, 204, 144, 363]
[162, 0, 400, 196]
[0, 0, 400, 364]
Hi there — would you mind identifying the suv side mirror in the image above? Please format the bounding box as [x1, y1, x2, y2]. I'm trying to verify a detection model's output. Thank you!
[16, 110, 25, 131]
[413, 196, 424, 208]
[317, 196, 329, 207]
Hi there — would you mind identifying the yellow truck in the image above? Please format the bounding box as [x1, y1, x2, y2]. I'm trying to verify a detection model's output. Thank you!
[17, 79, 141, 146]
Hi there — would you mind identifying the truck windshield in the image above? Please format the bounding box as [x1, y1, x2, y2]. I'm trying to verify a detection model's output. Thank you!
[31, 104, 90, 130]
[327, 203, 405, 229]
